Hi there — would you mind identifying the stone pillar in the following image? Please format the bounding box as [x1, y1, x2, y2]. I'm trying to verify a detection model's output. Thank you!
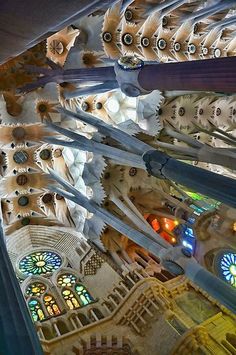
[143, 149, 236, 208]
[0, 218, 43, 355]
[138, 57, 236, 93]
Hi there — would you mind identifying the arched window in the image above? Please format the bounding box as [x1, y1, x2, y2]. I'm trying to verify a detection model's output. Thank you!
[75, 284, 93, 306]
[57, 273, 94, 308]
[62, 289, 80, 310]
[28, 299, 45, 322]
[43, 294, 61, 316]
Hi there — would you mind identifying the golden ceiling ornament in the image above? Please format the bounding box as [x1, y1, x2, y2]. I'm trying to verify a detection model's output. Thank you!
[35, 100, 58, 122]
[46, 26, 79, 66]
[82, 51, 103, 68]
[102, 3, 122, 59]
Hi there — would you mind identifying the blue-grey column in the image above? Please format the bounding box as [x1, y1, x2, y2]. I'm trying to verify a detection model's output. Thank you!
[0, 218, 43, 355]
[181, 0, 235, 23]
[20, 66, 116, 93]
[138, 57, 236, 93]
[143, 150, 236, 208]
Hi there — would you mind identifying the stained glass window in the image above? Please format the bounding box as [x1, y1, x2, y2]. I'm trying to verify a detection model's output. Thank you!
[57, 274, 77, 287]
[13, 150, 29, 164]
[28, 299, 45, 322]
[19, 251, 62, 277]
[43, 295, 61, 316]
[185, 191, 220, 210]
[220, 253, 236, 287]
[26, 282, 46, 296]
[39, 149, 51, 160]
[62, 289, 80, 310]
[75, 284, 93, 306]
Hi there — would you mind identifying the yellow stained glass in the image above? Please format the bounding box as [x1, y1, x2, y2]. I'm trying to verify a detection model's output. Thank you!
[43, 294, 61, 317]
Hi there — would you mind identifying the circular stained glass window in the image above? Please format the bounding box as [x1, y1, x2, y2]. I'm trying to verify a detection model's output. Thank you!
[188, 43, 196, 54]
[39, 149, 51, 160]
[102, 31, 112, 43]
[125, 9, 133, 21]
[122, 33, 133, 46]
[13, 150, 29, 164]
[16, 174, 28, 186]
[141, 37, 150, 48]
[18, 195, 29, 206]
[215, 250, 236, 288]
[19, 251, 62, 277]
[53, 148, 62, 158]
[57, 274, 77, 287]
[96, 102, 102, 110]
[42, 193, 53, 204]
[81, 101, 89, 112]
[157, 38, 167, 50]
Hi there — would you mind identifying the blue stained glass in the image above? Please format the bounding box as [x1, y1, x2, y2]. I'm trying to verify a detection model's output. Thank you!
[28, 299, 45, 322]
[184, 227, 195, 238]
[19, 251, 62, 277]
[187, 217, 196, 225]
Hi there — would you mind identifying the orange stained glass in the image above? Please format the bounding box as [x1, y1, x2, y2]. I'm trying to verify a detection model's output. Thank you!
[43, 294, 61, 316]
[151, 218, 160, 232]
[161, 218, 177, 232]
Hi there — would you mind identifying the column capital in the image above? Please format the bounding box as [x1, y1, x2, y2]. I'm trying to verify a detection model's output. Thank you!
[114, 56, 151, 97]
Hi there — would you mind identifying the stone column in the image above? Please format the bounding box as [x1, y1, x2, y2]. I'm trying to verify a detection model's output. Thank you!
[143, 150, 236, 208]
[0, 218, 43, 355]
[138, 57, 236, 93]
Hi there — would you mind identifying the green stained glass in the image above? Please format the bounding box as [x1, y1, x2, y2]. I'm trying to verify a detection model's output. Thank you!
[19, 251, 62, 277]
[75, 284, 93, 305]
[185, 190, 221, 209]
[28, 299, 45, 322]
[185, 191, 202, 201]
